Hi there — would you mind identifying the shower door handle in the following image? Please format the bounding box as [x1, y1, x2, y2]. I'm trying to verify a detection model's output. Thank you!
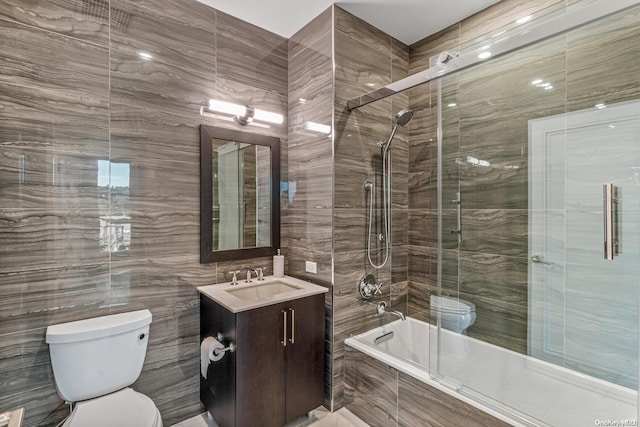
[449, 192, 462, 243]
[603, 183, 615, 260]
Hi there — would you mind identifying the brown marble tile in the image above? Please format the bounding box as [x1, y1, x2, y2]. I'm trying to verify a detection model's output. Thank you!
[0, 147, 109, 210]
[458, 250, 528, 305]
[0, 19, 109, 99]
[110, 48, 215, 122]
[216, 10, 288, 97]
[408, 279, 431, 323]
[286, 246, 332, 287]
[460, 0, 563, 46]
[289, 6, 332, 60]
[286, 208, 332, 254]
[398, 371, 510, 427]
[0, 383, 67, 427]
[0, 328, 53, 398]
[0, 0, 109, 46]
[288, 129, 332, 204]
[460, 290, 528, 354]
[566, 6, 640, 112]
[0, 208, 110, 273]
[409, 23, 459, 75]
[391, 245, 408, 285]
[0, 263, 110, 335]
[334, 208, 367, 254]
[289, 33, 333, 104]
[460, 209, 528, 257]
[390, 280, 408, 313]
[335, 6, 391, 58]
[345, 347, 398, 427]
[127, 0, 216, 33]
[109, 0, 216, 80]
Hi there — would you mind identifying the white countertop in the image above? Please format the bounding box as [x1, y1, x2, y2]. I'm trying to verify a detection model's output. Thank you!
[197, 275, 328, 313]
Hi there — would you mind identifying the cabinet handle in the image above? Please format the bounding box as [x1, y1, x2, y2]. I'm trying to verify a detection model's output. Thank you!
[288, 308, 295, 344]
[281, 310, 287, 347]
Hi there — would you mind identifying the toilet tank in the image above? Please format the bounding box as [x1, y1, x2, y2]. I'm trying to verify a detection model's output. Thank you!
[46, 310, 152, 402]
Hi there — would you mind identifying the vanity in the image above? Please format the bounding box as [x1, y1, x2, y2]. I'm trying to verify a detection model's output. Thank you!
[198, 276, 327, 427]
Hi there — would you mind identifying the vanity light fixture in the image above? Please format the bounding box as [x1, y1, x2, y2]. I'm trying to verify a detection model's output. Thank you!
[207, 99, 284, 126]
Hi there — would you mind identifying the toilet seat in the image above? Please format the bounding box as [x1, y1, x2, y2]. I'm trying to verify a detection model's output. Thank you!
[63, 388, 162, 427]
[431, 295, 476, 314]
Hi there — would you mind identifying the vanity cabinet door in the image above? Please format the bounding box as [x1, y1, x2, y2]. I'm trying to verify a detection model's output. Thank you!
[284, 293, 325, 423]
[236, 302, 287, 427]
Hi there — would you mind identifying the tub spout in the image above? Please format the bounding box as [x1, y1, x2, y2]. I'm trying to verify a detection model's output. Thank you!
[376, 301, 406, 321]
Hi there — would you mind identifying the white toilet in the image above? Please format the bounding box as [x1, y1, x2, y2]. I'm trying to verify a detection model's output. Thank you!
[46, 309, 163, 427]
[430, 295, 476, 334]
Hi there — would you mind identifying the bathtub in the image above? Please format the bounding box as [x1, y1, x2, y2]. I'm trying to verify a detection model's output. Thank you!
[345, 317, 637, 427]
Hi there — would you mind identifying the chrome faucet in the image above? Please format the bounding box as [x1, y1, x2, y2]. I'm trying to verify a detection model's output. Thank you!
[228, 270, 240, 285]
[376, 301, 406, 321]
[253, 267, 264, 281]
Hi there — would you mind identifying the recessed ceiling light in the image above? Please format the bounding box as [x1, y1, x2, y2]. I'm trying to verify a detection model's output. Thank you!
[478, 51, 492, 60]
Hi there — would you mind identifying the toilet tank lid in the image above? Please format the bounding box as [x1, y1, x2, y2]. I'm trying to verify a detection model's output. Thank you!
[430, 295, 475, 313]
[46, 310, 152, 344]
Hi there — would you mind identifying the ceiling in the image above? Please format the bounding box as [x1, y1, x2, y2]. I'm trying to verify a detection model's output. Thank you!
[195, 0, 501, 45]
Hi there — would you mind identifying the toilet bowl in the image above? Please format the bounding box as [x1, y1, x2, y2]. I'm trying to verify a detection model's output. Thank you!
[430, 295, 476, 334]
[46, 310, 163, 427]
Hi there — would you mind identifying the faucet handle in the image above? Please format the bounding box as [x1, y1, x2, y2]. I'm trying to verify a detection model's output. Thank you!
[255, 267, 264, 281]
[228, 270, 240, 285]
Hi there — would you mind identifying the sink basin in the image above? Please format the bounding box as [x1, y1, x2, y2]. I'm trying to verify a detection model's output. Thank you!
[225, 281, 302, 301]
[197, 275, 328, 313]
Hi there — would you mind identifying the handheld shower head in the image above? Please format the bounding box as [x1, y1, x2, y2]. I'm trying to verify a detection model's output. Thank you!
[395, 109, 414, 127]
[382, 109, 414, 152]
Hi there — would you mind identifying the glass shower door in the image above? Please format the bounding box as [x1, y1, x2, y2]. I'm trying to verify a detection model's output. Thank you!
[431, 2, 640, 426]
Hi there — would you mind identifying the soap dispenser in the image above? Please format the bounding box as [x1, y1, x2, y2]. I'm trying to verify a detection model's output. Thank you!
[273, 249, 284, 278]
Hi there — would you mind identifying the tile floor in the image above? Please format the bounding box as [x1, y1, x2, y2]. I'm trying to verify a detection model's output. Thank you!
[170, 406, 369, 427]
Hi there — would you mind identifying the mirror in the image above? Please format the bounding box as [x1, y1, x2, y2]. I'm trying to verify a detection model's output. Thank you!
[200, 125, 280, 263]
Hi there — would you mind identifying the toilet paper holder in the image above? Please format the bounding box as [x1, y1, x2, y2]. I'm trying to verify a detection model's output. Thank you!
[214, 332, 236, 356]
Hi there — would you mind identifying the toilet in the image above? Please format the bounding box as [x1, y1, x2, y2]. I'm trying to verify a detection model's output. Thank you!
[46, 309, 162, 427]
[430, 295, 476, 334]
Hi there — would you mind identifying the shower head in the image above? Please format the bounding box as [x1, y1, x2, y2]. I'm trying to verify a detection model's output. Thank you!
[382, 109, 414, 153]
[394, 109, 414, 127]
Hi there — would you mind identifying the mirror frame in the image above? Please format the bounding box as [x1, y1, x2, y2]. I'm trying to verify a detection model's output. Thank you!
[200, 125, 280, 263]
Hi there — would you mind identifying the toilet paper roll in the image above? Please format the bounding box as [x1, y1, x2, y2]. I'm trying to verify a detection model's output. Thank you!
[200, 336, 225, 379]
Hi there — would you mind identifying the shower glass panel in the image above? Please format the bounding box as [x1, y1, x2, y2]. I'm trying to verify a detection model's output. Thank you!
[431, 3, 640, 425]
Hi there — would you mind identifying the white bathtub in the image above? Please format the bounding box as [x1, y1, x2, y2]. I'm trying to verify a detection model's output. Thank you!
[345, 317, 637, 427]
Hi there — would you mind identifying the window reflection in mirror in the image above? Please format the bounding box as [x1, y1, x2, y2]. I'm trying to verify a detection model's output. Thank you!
[211, 140, 271, 250]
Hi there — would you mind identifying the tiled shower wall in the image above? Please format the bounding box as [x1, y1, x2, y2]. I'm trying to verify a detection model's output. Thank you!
[332, 6, 410, 409]
[0, 1, 287, 425]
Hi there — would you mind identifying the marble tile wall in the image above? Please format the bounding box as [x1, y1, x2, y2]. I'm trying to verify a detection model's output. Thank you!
[332, 6, 410, 409]
[287, 6, 334, 408]
[344, 346, 510, 427]
[0, 0, 287, 425]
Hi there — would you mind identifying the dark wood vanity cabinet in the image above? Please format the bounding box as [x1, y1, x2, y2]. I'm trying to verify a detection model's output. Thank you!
[200, 293, 325, 427]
